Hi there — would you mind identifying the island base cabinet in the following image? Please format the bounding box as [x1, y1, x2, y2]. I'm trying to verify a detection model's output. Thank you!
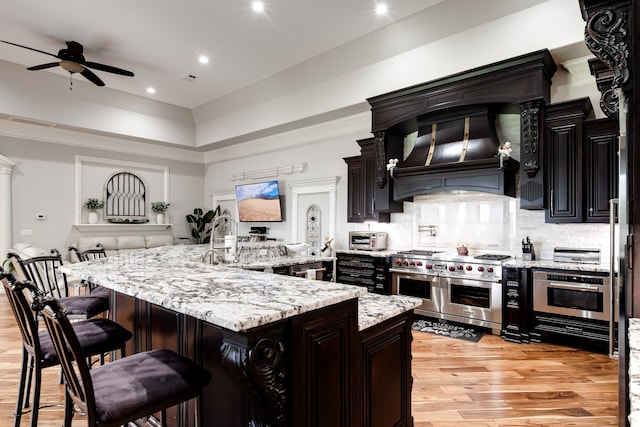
[359, 312, 414, 427]
[112, 292, 414, 427]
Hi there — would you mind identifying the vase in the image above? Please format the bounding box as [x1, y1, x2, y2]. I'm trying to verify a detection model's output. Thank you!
[156, 213, 165, 224]
[88, 211, 98, 224]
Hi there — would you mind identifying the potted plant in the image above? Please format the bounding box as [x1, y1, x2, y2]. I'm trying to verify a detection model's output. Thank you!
[83, 198, 104, 224]
[151, 201, 170, 224]
[186, 206, 220, 244]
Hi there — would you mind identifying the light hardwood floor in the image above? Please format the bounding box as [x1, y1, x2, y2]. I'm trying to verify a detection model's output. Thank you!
[0, 296, 619, 426]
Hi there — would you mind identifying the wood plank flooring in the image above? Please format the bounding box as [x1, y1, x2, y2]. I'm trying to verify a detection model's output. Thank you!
[0, 295, 618, 426]
[411, 329, 619, 426]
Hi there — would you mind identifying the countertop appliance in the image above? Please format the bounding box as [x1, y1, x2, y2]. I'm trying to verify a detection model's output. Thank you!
[390, 250, 512, 334]
[552, 247, 600, 264]
[348, 231, 388, 251]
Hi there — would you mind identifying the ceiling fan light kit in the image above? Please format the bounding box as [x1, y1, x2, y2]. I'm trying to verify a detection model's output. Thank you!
[0, 39, 134, 88]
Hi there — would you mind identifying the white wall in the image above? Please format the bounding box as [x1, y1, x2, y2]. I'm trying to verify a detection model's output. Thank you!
[0, 134, 205, 258]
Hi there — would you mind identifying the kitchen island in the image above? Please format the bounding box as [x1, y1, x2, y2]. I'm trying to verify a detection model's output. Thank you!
[62, 245, 420, 427]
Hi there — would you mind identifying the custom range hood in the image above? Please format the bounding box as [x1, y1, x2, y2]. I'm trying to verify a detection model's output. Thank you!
[367, 49, 557, 201]
[392, 106, 519, 198]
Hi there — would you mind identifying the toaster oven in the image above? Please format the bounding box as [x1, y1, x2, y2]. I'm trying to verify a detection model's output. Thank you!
[348, 231, 388, 251]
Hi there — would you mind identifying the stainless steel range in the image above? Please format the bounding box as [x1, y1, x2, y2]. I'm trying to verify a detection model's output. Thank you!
[390, 250, 513, 334]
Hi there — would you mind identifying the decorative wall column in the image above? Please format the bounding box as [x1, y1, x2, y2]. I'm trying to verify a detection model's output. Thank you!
[0, 154, 16, 264]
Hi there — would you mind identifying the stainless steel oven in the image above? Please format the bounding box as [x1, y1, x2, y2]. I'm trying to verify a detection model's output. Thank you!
[392, 270, 441, 314]
[533, 270, 611, 322]
[441, 275, 503, 329]
[391, 250, 510, 335]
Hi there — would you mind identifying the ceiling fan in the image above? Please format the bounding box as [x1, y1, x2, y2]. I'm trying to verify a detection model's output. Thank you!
[0, 39, 134, 87]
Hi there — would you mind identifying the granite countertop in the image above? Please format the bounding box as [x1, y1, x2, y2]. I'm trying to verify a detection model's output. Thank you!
[61, 245, 418, 333]
[358, 293, 422, 331]
[335, 249, 396, 257]
[512, 258, 611, 273]
[233, 255, 334, 270]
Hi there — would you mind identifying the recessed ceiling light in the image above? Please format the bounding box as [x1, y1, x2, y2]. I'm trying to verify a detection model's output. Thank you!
[146, 87, 156, 94]
[375, 3, 388, 15]
[199, 55, 209, 64]
[252, 1, 264, 12]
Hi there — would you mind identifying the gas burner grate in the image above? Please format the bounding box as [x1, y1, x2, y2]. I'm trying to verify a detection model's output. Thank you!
[474, 254, 511, 261]
[397, 250, 443, 256]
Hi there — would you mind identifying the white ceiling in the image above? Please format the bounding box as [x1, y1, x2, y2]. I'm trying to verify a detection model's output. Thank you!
[0, 0, 451, 109]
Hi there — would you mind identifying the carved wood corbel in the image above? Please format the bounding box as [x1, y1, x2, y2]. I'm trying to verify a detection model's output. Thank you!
[520, 100, 543, 178]
[221, 334, 286, 426]
[374, 131, 387, 189]
[581, 0, 632, 113]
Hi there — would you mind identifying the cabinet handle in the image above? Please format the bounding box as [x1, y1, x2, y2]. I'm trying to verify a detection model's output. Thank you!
[550, 189, 554, 212]
[371, 199, 375, 212]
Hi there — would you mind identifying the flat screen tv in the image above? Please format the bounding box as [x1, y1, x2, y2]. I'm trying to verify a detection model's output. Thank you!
[235, 180, 283, 222]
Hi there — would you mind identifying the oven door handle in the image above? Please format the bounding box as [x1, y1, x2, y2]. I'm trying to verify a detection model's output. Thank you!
[547, 282, 601, 292]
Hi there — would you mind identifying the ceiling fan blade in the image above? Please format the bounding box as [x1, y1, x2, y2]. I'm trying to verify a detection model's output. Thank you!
[0, 39, 59, 59]
[80, 68, 105, 86]
[27, 62, 60, 71]
[84, 61, 134, 77]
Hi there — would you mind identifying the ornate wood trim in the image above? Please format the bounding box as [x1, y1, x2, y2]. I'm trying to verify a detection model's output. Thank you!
[374, 131, 387, 189]
[582, 0, 632, 112]
[520, 100, 542, 177]
[221, 334, 287, 426]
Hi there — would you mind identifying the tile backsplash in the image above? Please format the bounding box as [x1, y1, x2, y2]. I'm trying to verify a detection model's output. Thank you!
[364, 192, 612, 263]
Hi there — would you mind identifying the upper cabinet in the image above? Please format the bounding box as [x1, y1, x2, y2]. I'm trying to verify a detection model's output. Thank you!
[544, 98, 618, 223]
[344, 138, 402, 223]
[584, 118, 619, 222]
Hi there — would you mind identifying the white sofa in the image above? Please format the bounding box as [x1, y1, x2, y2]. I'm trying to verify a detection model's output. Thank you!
[67, 235, 176, 262]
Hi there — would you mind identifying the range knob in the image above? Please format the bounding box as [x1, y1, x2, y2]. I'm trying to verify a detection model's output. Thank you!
[394, 259, 402, 265]
[448, 265, 455, 272]
[416, 261, 423, 267]
[402, 260, 408, 266]
[425, 263, 432, 270]
[409, 261, 416, 266]
[487, 267, 494, 273]
[457, 265, 464, 270]
[466, 265, 472, 271]
[477, 266, 485, 272]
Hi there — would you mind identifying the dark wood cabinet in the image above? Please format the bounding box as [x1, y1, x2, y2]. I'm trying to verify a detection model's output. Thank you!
[336, 252, 392, 295]
[502, 267, 531, 344]
[359, 312, 413, 427]
[544, 98, 591, 223]
[543, 99, 619, 223]
[112, 291, 414, 427]
[344, 137, 403, 223]
[584, 118, 619, 222]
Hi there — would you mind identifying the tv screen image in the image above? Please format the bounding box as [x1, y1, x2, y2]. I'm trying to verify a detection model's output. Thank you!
[235, 180, 283, 222]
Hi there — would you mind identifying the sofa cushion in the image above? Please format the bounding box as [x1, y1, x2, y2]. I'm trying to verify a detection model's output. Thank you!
[77, 237, 118, 252]
[116, 236, 147, 250]
[12, 243, 49, 258]
[145, 235, 175, 248]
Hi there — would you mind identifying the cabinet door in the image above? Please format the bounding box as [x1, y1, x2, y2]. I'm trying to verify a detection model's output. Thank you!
[344, 156, 364, 222]
[545, 118, 583, 222]
[585, 119, 618, 222]
[544, 99, 591, 223]
[361, 150, 378, 221]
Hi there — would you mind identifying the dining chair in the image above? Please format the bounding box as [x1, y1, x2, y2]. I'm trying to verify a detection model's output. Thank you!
[68, 243, 107, 262]
[6, 250, 109, 320]
[0, 270, 132, 427]
[67, 243, 111, 300]
[33, 292, 212, 427]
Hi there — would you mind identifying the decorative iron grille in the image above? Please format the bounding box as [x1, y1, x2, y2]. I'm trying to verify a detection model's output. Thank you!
[104, 171, 147, 219]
